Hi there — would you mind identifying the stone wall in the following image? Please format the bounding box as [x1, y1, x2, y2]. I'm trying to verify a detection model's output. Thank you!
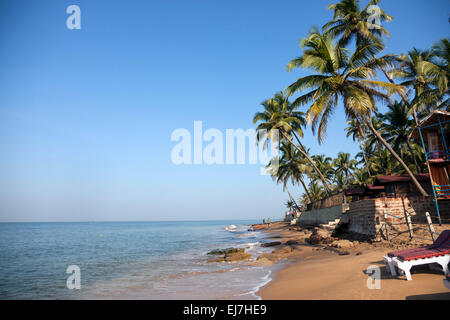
[346, 197, 450, 240]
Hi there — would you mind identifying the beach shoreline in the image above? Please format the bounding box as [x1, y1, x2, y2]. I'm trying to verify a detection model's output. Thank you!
[251, 221, 450, 300]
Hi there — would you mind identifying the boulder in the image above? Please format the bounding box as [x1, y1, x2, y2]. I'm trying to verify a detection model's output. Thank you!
[330, 240, 354, 249]
[261, 241, 282, 248]
[209, 250, 252, 262]
[224, 252, 252, 262]
[207, 248, 244, 255]
[308, 228, 332, 245]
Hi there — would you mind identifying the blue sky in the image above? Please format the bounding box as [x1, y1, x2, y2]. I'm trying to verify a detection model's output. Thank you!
[0, 0, 449, 222]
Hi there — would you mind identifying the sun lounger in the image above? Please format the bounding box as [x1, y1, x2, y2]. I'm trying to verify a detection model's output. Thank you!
[383, 230, 450, 280]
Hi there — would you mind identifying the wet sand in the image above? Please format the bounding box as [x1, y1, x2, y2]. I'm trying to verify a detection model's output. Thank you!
[254, 221, 450, 300]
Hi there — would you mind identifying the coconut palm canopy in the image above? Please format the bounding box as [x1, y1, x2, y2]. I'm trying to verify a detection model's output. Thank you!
[254, 0, 448, 206]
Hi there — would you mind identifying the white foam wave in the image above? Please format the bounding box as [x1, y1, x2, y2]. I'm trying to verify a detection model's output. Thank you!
[234, 269, 272, 300]
[225, 225, 237, 232]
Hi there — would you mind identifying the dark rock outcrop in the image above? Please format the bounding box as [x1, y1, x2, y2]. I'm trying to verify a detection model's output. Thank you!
[261, 241, 282, 248]
[207, 248, 244, 255]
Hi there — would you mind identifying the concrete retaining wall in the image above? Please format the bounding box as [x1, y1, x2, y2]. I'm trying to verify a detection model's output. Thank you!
[298, 205, 343, 226]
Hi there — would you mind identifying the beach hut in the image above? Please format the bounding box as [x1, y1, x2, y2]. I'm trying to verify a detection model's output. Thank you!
[372, 174, 433, 198]
[410, 110, 450, 225]
[345, 184, 385, 201]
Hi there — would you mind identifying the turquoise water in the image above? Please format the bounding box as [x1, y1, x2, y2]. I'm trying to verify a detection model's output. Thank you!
[0, 221, 276, 299]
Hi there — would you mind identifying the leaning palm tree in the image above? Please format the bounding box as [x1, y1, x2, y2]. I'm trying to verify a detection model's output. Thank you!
[364, 115, 384, 154]
[323, 0, 419, 123]
[253, 91, 333, 195]
[286, 30, 429, 196]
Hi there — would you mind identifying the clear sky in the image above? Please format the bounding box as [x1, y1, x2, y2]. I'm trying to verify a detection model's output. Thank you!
[0, 0, 449, 222]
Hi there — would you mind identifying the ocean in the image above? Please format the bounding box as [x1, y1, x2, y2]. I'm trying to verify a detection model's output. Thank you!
[0, 220, 278, 300]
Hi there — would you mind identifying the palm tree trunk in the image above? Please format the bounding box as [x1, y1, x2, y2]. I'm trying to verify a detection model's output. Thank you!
[298, 175, 313, 204]
[365, 117, 429, 197]
[281, 131, 333, 196]
[285, 185, 302, 213]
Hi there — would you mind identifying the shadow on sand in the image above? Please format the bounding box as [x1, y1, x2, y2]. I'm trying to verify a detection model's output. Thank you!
[406, 292, 450, 300]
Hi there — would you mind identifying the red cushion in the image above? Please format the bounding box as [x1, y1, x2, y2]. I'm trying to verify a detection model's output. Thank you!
[387, 230, 450, 258]
[397, 248, 450, 261]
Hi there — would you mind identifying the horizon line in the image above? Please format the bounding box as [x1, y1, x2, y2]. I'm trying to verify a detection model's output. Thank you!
[0, 218, 269, 224]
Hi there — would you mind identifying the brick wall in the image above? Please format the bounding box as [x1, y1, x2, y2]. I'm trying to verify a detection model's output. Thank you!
[346, 197, 450, 240]
[409, 197, 450, 223]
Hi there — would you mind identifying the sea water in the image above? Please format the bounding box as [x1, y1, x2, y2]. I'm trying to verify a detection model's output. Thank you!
[0, 221, 277, 299]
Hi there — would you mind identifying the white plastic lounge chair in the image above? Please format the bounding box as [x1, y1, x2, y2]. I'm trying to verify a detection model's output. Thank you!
[383, 230, 450, 280]
[390, 254, 450, 281]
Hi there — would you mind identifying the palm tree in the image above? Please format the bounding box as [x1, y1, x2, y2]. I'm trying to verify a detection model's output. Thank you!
[431, 38, 450, 110]
[364, 115, 384, 153]
[334, 171, 350, 192]
[275, 142, 313, 204]
[306, 181, 327, 202]
[389, 49, 446, 120]
[285, 200, 295, 212]
[323, 0, 392, 48]
[380, 101, 420, 172]
[372, 148, 396, 175]
[356, 143, 377, 174]
[253, 91, 333, 195]
[286, 30, 429, 196]
[323, 0, 420, 124]
[333, 152, 358, 181]
[311, 154, 335, 184]
[352, 167, 372, 186]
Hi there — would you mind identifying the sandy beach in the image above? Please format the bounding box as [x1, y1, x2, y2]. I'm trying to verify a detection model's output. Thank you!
[253, 221, 450, 300]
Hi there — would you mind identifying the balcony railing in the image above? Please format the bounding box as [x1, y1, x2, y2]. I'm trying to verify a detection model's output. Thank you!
[433, 185, 450, 198]
[426, 150, 450, 161]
